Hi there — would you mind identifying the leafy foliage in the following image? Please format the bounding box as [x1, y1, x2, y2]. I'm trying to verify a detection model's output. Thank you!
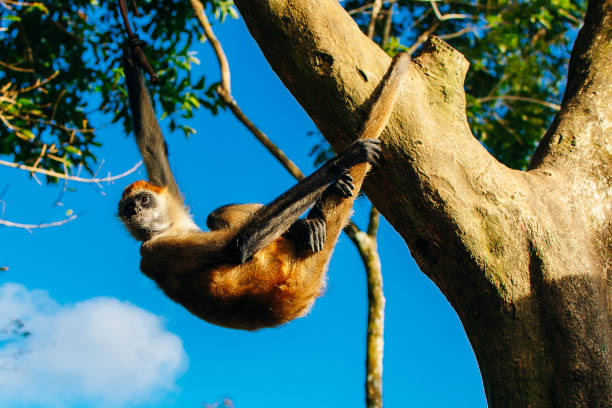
[0, 0, 586, 177]
[0, 0, 229, 179]
[343, 0, 585, 169]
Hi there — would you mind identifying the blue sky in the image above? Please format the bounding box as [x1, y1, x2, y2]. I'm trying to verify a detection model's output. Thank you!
[0, 15, 485, 408]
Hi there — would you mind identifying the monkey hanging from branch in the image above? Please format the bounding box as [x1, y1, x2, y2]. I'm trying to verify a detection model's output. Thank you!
[116, 4, 409, 330]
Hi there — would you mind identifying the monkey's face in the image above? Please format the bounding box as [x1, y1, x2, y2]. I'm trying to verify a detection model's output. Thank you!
[119, 182, 171, 241]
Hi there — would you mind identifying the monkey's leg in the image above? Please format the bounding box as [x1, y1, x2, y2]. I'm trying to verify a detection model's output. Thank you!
[233, 139, 381, 263]
[207, 204, 264, 231]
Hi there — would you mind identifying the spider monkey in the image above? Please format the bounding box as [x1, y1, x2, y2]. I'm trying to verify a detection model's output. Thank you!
[119, 39, 409, 330]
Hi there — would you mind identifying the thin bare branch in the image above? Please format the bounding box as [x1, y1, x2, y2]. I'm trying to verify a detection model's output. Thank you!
[0, 60, 34, 73]
[475, 94, 561, 111]
[0, 214, 77, 231]
[347, 0, 396, 16]
[190, 0, 232, 96]
[438, 24, 485, 40]
[190, 0, 305, 181]
[0, 159, 143, 183]
[381, 2, 394, 46]
[50, 89, 67, 123]
[367, 0, 383, 39]
[367, 206, 380, 238]
[344, 220, 384, 408]
[16, 71, 59, 94]
[8, 111, 95, 134]
[429, 0, 471, 21]
[348, 3, 374, 15]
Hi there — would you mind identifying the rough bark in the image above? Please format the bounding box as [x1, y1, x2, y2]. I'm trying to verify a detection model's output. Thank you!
[232, 0, 612, 406]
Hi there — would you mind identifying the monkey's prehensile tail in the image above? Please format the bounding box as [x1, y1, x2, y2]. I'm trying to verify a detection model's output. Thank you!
[358, 53, 410, 141]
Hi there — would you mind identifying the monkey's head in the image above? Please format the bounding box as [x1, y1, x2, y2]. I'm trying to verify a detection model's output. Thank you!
[118, 180, 174, 241]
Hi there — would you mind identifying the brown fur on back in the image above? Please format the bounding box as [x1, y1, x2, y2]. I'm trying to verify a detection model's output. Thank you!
[141, 234, 325, 330]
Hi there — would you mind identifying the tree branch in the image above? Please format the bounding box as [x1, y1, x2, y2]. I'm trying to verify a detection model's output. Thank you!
[0, 214, 77, 231]
[0, 159, 142, 183]
[189, 0, 305, 180]
[367, 0, 382, 39]
[428, 0, 471, 21]
[530, 0, 611, 173]
[343, 220, 384, 408]
[475, 94, 561, 111]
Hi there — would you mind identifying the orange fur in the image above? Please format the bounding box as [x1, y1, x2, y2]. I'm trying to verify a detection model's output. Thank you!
[122, 180, 165, 198]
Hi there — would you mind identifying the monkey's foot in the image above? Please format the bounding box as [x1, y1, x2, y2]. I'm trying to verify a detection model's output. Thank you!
[287, 218, 327, 253]
[332, 173, 355, 198]
[338, 139, 382, 169]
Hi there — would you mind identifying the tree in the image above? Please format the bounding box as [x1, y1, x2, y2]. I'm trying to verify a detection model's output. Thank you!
[2, 0, 609, 406]
[231, 0, 611, 407]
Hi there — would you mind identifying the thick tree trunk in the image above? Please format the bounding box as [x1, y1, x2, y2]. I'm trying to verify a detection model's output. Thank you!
[232, 0, 612, 406]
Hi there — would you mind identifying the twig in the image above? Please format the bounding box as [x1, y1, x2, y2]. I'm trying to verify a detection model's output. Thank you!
[190, 0, 231, 97]
[347, 0, 396, 16]
[367, 0, 383, 39]
[429, 0, 471, 21]
[0, 159, 143, 183]
[343, 207, 384, 408]
[9, 111, 95, 134]
[16, 71, 60, 94]
[438, 24, 484, 40]
[474, 94, 561, 111]
[0, 214, 77, 231]
[50, 89, 67, 123]
[0, 60, 34, 73]
[381, 2, 394, 46]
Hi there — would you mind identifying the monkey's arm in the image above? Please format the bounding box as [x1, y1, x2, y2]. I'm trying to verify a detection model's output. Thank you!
[233, 139, 380, 263]
[123, 42, 181, 198]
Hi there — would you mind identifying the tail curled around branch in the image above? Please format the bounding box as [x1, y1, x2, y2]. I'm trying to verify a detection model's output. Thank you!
[359, 52, 410, 141]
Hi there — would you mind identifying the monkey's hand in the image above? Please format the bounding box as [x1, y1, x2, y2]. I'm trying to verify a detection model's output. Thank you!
[331, 173, 355, 198]
[285, 218, 327, 253]
[335, 139, 382, 170]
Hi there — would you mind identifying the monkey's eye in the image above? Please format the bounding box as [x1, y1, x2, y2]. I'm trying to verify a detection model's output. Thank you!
[140, 193, 153, 208]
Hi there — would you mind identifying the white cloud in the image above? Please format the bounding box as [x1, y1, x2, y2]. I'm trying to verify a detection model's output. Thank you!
[0, 283, 188, 407]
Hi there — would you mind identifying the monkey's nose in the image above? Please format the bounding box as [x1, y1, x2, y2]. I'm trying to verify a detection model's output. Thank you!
[119, 201, 137, 217]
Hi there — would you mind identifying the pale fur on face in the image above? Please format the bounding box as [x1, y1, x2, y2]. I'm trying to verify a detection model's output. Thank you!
[118, 182, 199, 241]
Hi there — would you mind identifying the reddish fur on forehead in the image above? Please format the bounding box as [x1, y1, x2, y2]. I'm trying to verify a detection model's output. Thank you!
[122, 180, 166, 198]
